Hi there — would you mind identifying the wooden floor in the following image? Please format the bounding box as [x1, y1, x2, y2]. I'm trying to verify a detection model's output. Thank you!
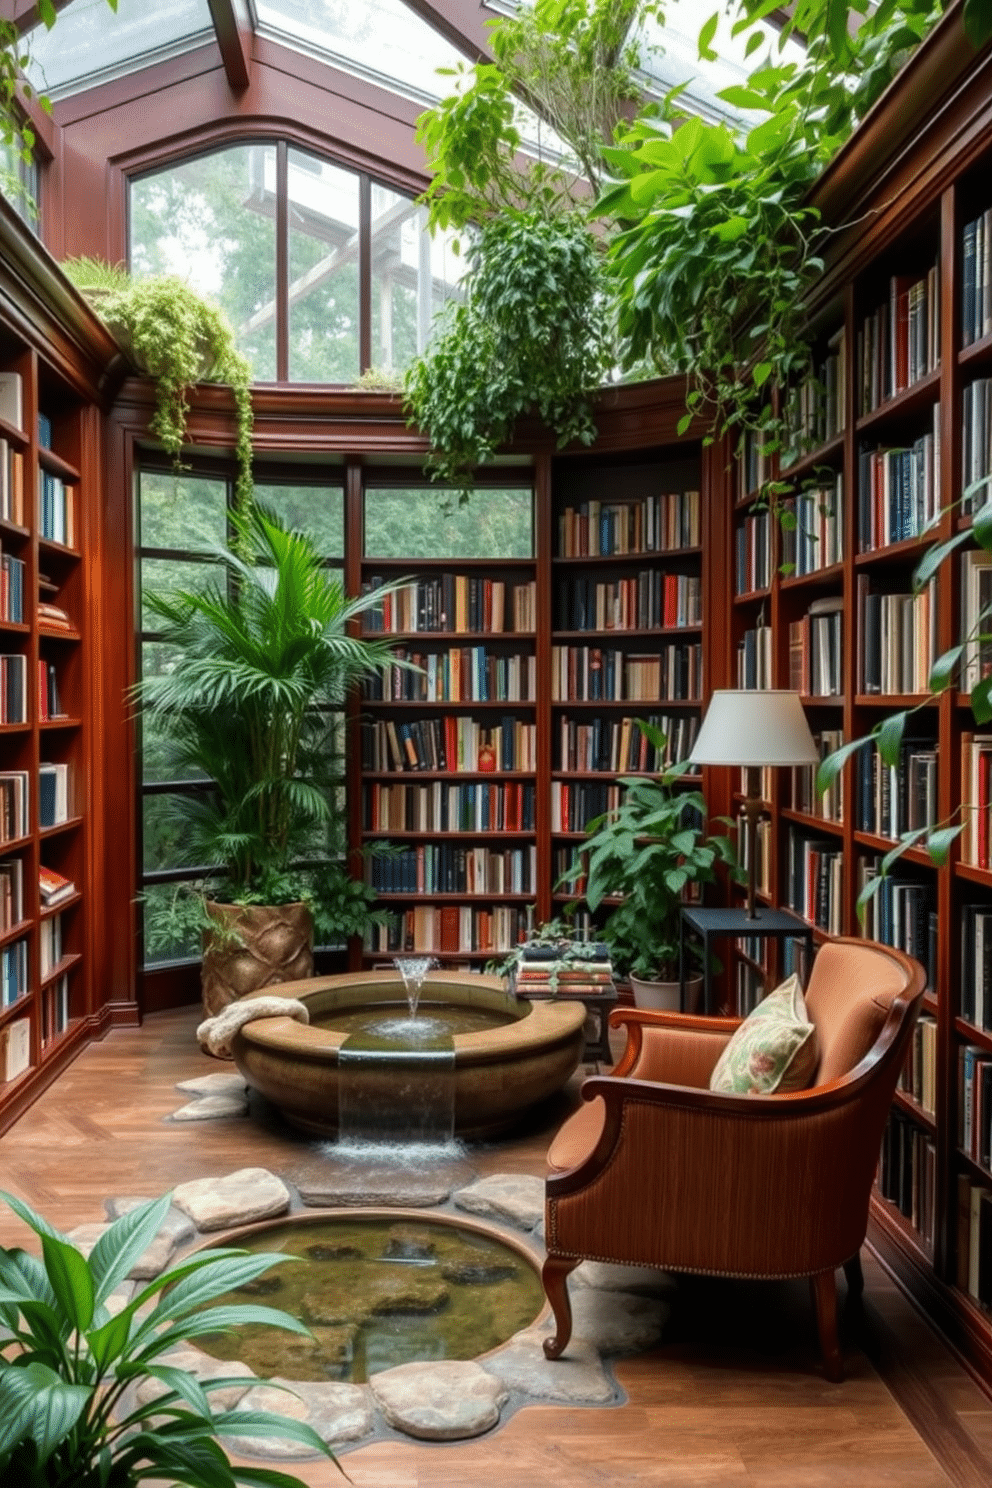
[3, 1007, 992, 1487]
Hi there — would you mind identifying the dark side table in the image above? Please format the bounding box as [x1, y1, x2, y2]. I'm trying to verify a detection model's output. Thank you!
[679, 905, 815, 1015]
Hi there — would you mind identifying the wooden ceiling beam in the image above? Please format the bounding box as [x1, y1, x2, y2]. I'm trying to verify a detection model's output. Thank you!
[206, 0, 252, 93]
[400, 0, 495, 64]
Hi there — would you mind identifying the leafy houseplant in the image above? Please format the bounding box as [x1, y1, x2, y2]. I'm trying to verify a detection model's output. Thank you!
[0, 1189, 336, 1486]
[574, 724, 738, 998]
[60, 257, 254, 514]
[136, 502, 405, 1012]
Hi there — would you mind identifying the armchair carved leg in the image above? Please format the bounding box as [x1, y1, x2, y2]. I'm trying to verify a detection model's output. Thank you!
[810, 1268, 844, 1383]
[542, 1255, 581, 1360]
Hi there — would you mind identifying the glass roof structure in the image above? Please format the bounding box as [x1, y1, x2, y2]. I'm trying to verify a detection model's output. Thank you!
[22, 0, 797, 128]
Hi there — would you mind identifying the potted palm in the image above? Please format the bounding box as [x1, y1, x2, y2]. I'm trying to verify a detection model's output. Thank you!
[137, 502, 405, 1015]
[575, 722, 739, 1010]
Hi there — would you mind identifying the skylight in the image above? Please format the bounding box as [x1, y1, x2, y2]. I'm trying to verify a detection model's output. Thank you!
[252, 0, 473, 106]
[24, 0, 216, 100]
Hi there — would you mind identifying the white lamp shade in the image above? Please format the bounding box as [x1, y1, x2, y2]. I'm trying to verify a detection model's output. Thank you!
[689, 690, 820, 768]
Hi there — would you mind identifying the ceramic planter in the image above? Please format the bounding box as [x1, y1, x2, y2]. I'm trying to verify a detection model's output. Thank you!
[201, 899, 314, 1019]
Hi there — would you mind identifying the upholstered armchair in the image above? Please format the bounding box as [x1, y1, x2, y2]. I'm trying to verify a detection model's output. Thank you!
[543, 936, 926, 1381]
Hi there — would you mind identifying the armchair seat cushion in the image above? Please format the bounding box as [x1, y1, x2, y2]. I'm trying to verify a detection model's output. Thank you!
[709, 974, 818, 1095]
[547, 1095, 606, 1173]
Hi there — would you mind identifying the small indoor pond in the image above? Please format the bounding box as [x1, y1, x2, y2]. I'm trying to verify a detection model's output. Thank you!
[313, 1003, 520, 1040]
[194, 1215, 546, 1382]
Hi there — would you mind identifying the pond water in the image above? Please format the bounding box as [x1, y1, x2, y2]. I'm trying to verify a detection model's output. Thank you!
[194, 1215, 545, 1382]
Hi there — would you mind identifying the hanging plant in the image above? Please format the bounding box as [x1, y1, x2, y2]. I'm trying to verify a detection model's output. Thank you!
[61, 257, 254, 516]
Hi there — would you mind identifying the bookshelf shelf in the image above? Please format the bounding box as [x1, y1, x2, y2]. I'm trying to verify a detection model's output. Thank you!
[781, 808, 845, 837]
[854, 534, 934, 567]
[363, 829, 536, 840]
[39, 951, 82, 990]
[956, 863, 992, 889]
[892, 1087, 937, 1131]
[958, 328, 992, 367]
[0, 918, 31, 948]
[853, 829, 937, 866]
[779, 430, 846, 480]
[39, 893, 81, 919]
[855, 366, 941, 431]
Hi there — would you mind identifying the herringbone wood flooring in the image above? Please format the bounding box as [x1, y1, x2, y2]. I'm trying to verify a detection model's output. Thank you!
[1, 1007, 991, 1486]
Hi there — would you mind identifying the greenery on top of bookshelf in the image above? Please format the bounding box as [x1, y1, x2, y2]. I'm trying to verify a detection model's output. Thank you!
[61, 257, 254, 516]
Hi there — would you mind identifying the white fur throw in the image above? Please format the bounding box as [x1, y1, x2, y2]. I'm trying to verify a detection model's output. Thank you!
[197, 995, 310, 1060]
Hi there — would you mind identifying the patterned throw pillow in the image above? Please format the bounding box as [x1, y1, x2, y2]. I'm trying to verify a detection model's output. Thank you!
[709, 973, 818, 1095]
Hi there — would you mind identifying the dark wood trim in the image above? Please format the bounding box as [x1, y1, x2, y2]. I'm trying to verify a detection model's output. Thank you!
[206, 0, 252, 93]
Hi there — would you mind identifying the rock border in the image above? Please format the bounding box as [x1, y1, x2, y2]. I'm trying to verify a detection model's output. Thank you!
[87, 1164, 673, 1459]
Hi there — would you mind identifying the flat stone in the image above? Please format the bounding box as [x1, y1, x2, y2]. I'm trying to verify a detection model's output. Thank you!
[482, 1328, 615, 1404]
[369, 1359, 508, 1441]
[129, 1230, 181, 1279]
[175, 1072, 249, 1097]
[66, 1222, 110, 1257]
[567, 1288, 671, 1355]
[572, 1260, 676, 1296]
[136, 1351, 257, 1412]
[295, 1169, 452, 1209]
[171, 1094, 249, 1121]
[171, 1168, 291, 1231]
[225, 1379, 372, 1458]
[366, 1273, 449, 1315]
[453, 1173, 545, 1231]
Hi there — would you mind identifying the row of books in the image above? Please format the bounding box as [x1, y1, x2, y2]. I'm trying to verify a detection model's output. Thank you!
[361, 575, 536, 635]
[0, 652, 26, 724]
[0, 439, 25, 526]
[0, 1017, 30, 1083]
[786, 828, 843, 934]
[0, 549, 24, 623]
[737, 623, 773, 691]
[554, 571, 701, 632]
[37, 661, 64, 721]
[858, 577, 936, 695]
[367, 844, 538, 896]
[857, 737, 937, 839]
[788, 597, 843, 697]
[511, 941, 614, 997]
[362, 716, 536, 774]
[962, 207, 992, 348]
[738, 812, 772, 898]
[366, 904, 529, 956]
[551, 643, 703, 704]
[857, 422, 940, 551]
[556, 490, 701, 558]
[735, 509, 773, 595]
[557, 712, 699, 775]
[38, 470, 75, 548]
[961, 1044, 992, 1171]
[0, 856, 22, 928]
[858, 855, 937, 980]
[737, 428, 772, 500]
[961, 549, 992, 692]
[364, 780, 536, 834]
[0, 770, 29, 843]
[552, 780, 623, 835]
[962, 376, 992, 510]
[790, 730, 845, 823]
[858, 263, 940, 414]
[899, 1011, 938, 1119]
[40, 973, 70, 1050]
[958, 1177, 992, 1310]
[961, 903, 992, 1030]
[39, 911, 64, 979]
[780, 481, 844, 577]
[960, 732, 992, 869]
[782, 327, 847, 455]
[877, 1109, 936, 1250]
[2, 936, 28, 1007]
[363, 647, 536, 704]
[39, 762, 71, 829]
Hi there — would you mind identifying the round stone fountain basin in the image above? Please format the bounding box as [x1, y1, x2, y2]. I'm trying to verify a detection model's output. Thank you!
[230, 971, 587, 1138]
[188, 1209, 546, 1383]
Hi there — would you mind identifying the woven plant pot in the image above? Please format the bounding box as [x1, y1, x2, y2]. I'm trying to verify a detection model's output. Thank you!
[201, 900, 314, 1022]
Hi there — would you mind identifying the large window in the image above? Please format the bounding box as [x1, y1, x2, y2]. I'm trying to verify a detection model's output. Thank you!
[137, 468, 346, 967]
[129, 142, 463, 384]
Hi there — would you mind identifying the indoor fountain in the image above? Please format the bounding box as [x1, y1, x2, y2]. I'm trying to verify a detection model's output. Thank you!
[229, 966, 587, 1138]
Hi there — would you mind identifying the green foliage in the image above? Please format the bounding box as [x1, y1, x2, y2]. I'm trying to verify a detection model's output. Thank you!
[134, 502, 405, 933]
[0, 1189, 337, 1486]
[61, 259, 254, 515]
[404, 210, 612, 495]
[573, 721, 739, 980]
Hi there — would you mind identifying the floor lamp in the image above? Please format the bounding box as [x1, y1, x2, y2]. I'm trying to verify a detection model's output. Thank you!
[689, 690, 820, 920]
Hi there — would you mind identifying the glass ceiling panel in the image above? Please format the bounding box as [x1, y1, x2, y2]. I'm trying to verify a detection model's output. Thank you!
[252, 0, 472, 105]
[24, 0, 215, 99]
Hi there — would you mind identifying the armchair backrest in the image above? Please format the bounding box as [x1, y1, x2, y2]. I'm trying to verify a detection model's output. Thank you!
[805, 938, 926, 1087]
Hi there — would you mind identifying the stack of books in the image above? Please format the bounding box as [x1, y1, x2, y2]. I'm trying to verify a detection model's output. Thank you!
[512, 941, 615, 997]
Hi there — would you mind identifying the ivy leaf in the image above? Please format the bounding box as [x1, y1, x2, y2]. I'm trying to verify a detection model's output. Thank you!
[875, 711, 907, 768]
[975, 500, 992, 551]
[699, 12, 719, 60]
[964, 0, 992, 47]
[912, 529, 972, 590]
[925, 824, 964, 867]
[972, 675, 992, 725]
[753, 361, 773, 388]
[929, 645, 963, 693]
[816, 734, 870, 797]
